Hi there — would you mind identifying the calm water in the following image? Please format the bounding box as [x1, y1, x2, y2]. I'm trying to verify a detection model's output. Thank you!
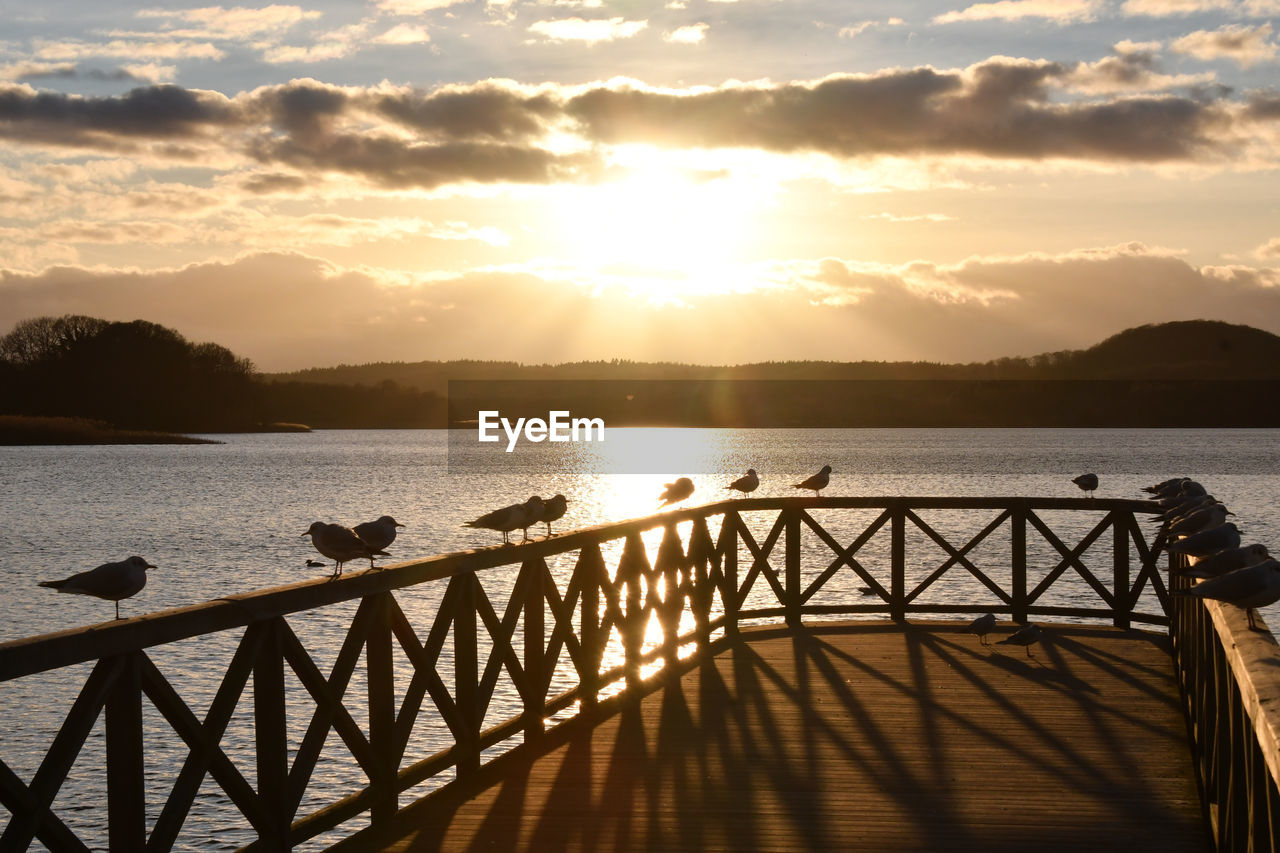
[3, 428, 1279, 850]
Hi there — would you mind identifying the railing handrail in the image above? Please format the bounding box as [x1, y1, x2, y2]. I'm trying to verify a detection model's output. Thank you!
[0, 495, 1157, 681]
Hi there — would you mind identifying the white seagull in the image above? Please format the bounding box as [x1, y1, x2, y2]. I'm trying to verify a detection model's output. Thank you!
[1179, 559, 1280, 630]
[794, 465, 832, 497]
[39, 556, 155, 620]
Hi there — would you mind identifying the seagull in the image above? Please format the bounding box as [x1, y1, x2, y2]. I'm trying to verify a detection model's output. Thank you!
[794, 465, 832, 497]
[462, 502, 528, 545]
[726, 469, 759, 495]
[1167, 522, 1241, 558]
[996, 623, 1042, 657]
[659, 477, 695, 507]
[38, 556, 155, 620]
[303, 522, 387, 577]
[1178, 559, 1280, 630]
[1144, 477, 1188, 496]
[1178, 544, 1270, 579]
[518, 495, 545, 542]
[965, 612, 997, 646]
[1167, 503, 1233, 538]
[353, 515, 404, 568]
[1072, 473, 1098, 497]
[539, 494, 568, 537]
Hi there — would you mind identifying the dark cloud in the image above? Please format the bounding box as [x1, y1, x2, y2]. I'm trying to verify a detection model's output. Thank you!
[0, 59, 1273, 184]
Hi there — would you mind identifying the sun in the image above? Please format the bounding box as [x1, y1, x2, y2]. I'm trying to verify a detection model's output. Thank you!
[549, 147, 767, 295]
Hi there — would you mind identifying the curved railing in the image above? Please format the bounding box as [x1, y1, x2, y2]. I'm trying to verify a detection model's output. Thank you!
[0, 496, 1171, 851]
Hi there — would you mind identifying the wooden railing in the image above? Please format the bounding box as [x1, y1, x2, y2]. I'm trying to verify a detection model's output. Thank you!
[0, 496, 1171, 851]
[1171, 555, 1280, 852]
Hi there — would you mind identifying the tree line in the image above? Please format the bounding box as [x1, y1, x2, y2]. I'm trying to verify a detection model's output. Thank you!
[0, 315, 444, 432]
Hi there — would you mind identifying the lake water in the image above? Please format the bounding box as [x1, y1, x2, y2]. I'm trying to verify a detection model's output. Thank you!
[3, 427, 1279, 850]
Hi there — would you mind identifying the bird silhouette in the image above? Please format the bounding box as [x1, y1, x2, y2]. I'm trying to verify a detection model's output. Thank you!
[996, 623, 1042, 657]
[354, 515, 404, 568]
[659, 477, 695, 507]
[726, 469, 759, 495]
[965, 613, 997, 646]
[39, 556, 155, 620]
[538, 494, 568, 537]
[794, 465, 832, 496]
[463, 502, 529, 545]
[303, 522, 386, 577]
[1167, 522, 1241, 558]
[1072, 473, 1098, 497]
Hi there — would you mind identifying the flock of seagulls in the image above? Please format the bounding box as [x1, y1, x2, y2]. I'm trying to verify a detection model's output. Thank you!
[462, 494, 568, 545]
[1148, 476, 1278, 631]
[35, 469, 1280, 638]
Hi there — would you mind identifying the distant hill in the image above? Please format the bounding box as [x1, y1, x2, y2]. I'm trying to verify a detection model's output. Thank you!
[266, 320, 1280, 390]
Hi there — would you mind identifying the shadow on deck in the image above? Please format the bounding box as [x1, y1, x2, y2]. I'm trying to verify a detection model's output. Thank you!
[338, 621, 1207, 853]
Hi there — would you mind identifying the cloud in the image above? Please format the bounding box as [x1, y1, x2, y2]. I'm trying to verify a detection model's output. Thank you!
[863, 212, 955, 222]
[132, 5, 322, 39]
[664, 23, 708, 45]
[373, 24, 432, 44]
[933, 0, 1102, 25]
[0, 62, 177, 84]
[376, 0, 468, 13]
[33, 38, 226, 62]
[527, 17, 648, 43]
[1256, 237, 1280, 259]
[2, 244, 1278, 370]
[1122, 0, 1280, 16]
[1171, 23, 1278, 68]
[1065, 45, 1215, 93]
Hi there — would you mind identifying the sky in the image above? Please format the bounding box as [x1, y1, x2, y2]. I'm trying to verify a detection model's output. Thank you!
[0, 0, 1278, 371]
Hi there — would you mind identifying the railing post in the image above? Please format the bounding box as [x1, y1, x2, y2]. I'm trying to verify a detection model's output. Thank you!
[620, 532, 647, 688]
[454, 572, 480, 779]
[689, 516, 715, 650]
[577, 543, 604, 709]
[657, 524, 684, 668]
[1113, 512, 1131, 630]
[367, 592, 397, 823]
[1011, 504, 1027, 624]
[891, 501, 906, 622]
[105, 651, 145, 853]
[720, 513, 739, 638]
[523, 557, 546, 741]
[785, 508, 802, 628]
[254, 619, 290, 851]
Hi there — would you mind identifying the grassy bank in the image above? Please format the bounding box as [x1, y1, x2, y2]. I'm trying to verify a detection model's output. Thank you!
[0, 416, 222, 445]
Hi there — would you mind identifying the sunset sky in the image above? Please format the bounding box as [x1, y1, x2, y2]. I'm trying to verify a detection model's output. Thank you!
[1, 0, 1278, 370]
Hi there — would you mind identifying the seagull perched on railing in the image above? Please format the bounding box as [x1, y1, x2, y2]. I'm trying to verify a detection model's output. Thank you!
[304, 522, 387, 577]
[1177, 544, 1270, 579]
[1143, 477, 1188, 497]
[965, 613, 997, 646]
[354, 515, 404, 569]
[726, 468, 759, 495]
[463, 498, 538, 545]
[996, 623, 1042, 657]
[1167, 503, 1233, 538]
[659, 477, 695, 507]
[1072, 473, 1098, 497]
[537, 494, 568, 537]
[794, 465, 832, 497]
[1167, 522, 1241, 558]
[1177, 559, 1280, 630]
[38, 556, 155, 620]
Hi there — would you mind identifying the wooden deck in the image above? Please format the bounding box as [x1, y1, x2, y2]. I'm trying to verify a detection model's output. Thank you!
[337, 621, 1208, 853]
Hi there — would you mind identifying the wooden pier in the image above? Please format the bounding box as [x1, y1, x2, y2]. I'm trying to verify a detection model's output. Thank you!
[1, 496, 1277, 851]
[342, 621, 1205, 853]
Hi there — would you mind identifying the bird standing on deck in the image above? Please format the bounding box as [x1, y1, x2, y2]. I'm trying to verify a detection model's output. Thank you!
[726, 469, 759, 495]
[39, 556, 155, 620]
[354, 515, 404, 568]
[794, 465, 832, 497]
[1072, 473, 1098, 497]
[1177, 559, 1280, 630]
[965, 613, 997, 646]
[659, 477, 695, 507]
[303, 522, 386, 577]
[996, 623, 1042, 657]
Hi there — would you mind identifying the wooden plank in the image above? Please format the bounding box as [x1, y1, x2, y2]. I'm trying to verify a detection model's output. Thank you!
[340, 621, 1208, 853]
